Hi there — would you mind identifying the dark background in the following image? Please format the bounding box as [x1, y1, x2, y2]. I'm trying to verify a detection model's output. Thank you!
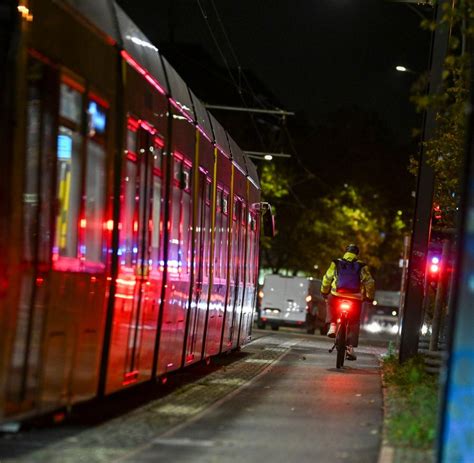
[118, 0, 431, 144]
[117, 0, 433, 286]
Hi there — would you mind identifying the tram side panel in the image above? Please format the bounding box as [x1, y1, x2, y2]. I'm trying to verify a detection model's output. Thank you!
[239, 181, 260, 345]
[1, 11, 33, 420]
[183, 132, 214, 365]
[155, 105, 195, 377]
[205, 151, 232, 357]
[221, 168, 245, 351]
[4, 0, 117, 418]
[105, 62, 169, 393]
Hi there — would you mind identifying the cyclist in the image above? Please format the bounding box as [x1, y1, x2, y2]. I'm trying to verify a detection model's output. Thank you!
[320, 244, 375, 360]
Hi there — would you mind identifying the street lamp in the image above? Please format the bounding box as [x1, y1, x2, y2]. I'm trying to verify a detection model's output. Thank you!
[395, 65, 417, 74]
[264, 154, 273, 161]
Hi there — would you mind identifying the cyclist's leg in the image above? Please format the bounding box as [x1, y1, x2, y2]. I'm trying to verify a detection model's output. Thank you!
[347, 299, 362, 347]
[326, 294, 338, 324]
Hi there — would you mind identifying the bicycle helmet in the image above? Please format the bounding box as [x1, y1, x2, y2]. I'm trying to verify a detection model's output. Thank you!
[346, 244, 360, 255]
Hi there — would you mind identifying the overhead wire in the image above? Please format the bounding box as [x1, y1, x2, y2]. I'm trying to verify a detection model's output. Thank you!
[207, 0, 321, 182]
[195, 0, 267, 151]
[196, 0, 320, 193]
[208, 0, 273, 111]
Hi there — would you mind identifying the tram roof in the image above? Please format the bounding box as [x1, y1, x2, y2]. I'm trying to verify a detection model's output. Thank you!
[227, 135, 248, 177]
[189, 91, 213, 143]
[64, 0, 254, 185]
[208, 112, 231, 160]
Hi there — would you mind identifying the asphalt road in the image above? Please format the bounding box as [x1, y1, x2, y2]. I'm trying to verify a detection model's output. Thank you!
[1, 331, 385, 463]
[122, 333, 384, 463]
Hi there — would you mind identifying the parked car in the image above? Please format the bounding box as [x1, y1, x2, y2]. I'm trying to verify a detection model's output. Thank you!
[257, 275, 327, 334]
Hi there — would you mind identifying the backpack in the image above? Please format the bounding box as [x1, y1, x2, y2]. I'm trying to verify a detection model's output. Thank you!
[334, 259, 364, 292]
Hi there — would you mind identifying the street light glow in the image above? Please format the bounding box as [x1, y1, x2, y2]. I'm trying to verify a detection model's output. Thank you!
[396, 65, 408, 72]
[264, 154, 273, 161]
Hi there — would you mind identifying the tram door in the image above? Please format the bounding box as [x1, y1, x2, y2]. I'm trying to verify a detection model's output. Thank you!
[185, 172, 211, 363]
[229, 199, 246, 348]
[108, 120, 163, 390]
[5, 60, 56, 413]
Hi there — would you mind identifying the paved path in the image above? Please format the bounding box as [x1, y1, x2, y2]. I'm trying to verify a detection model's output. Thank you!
[1, 332, 384, 463]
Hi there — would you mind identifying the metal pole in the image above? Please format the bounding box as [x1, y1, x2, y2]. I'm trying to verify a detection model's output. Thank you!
[396, 235, 410, 347]
[399, 0, 450, 363]
[429, 239, 449, 351]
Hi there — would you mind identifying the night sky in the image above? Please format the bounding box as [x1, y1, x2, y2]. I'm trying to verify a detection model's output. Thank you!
[118, 0, 431, 144]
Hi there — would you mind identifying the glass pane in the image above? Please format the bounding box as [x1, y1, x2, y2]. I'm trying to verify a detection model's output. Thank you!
[87, 101, 107, 137]
[169, 186, 181, 274]
[174, 159, 181, 182]
[127, 129, 136, 153]
[54, 126, 82, 258]
[153, 144, 163, 170]
[221, 210, 229, 279]
[151, 176, 162, 267]
[59, 83, 82, 124]
[23, 86, 41, 262]
[183, 165, 191, 191]
[84, 140, 106, 263]
[182, 191, 192, 274]
[120, 161, 138, 266]
[204, 204, 211, 277]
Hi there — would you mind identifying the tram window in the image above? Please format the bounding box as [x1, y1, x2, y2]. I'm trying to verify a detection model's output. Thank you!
[182, 165, 191, 191]
[120, 161, 138, 266]
[221, 206, 229, 281]
[59, 83, 82, 124]
[214, 190, 222, 279]
[170, 184, 181, 274]
[182, 186, 192, 274]
[153, 144, 163, 171]
[84, 140, 106, 263]
[87, 101, 106, 137]
[222, 193, 229, 216]
[173, 157, 182, 182]
[53, 126, 83, 258]
[126, 128, 136, 153]
[204, 194, 211, 277]
[151, 176, 162, 267]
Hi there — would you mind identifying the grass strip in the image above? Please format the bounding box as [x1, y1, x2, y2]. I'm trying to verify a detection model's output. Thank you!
[382, 354, 439, 449]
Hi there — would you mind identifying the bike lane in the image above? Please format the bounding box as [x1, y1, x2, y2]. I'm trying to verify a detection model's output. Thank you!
[122, 335, 383, 463]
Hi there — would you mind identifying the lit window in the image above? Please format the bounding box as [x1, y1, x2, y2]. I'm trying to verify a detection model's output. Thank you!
[59, 83, 82, 124]
[54, 126, 83, 258]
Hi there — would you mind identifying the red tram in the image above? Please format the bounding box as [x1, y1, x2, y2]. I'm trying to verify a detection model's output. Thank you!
[0, 0, 264, 422]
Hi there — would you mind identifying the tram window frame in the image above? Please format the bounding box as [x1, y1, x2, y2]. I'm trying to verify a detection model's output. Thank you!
[53, 77, 109, 271]
[204, 177, 212, 277]
[169, 153, 184, 275]
[182, 160, 193, 274]
[53, 78, 84, 266]
[214, 187, 223, 279]
[82, 95, 108, 266]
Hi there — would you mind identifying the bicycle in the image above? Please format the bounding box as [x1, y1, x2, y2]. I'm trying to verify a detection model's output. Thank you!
[328, 298, 353, 369]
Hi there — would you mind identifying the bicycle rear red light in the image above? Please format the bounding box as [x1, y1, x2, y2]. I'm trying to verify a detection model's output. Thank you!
[340, 301, 351, 311]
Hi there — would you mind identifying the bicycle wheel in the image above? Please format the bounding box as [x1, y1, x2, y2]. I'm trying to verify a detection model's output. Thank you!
[336, 321, 346, 369]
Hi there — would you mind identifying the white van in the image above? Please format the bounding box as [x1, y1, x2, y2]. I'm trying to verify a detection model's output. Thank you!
[257, 275, 326, 334]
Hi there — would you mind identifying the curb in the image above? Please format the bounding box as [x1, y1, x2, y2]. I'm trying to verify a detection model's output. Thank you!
[377, 360, 395, 463]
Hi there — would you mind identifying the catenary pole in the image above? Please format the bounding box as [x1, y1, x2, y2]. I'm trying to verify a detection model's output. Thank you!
[399, 0, 451, 363]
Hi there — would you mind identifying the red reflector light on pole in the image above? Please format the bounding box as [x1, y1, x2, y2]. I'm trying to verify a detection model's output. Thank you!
[430, 263, 439, 273]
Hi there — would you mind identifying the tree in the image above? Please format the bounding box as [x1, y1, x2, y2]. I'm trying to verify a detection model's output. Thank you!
[410, 0, 471, 227]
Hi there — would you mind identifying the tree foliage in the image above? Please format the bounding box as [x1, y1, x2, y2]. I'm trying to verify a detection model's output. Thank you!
[410, 0, 472, 225]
